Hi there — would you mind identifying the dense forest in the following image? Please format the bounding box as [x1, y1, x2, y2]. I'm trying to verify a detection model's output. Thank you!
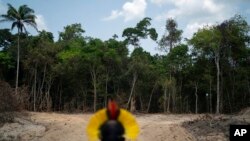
[0, 4, 250, 114]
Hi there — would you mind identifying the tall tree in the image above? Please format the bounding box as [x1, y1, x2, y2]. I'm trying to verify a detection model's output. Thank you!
[159, 18, 182, 53]
[0, 3, 37, 95]
[158, 19, 182, 113]
[126, 47, 152, 112]
[122, 17, 158, 48]
[190, 26, 222, 114]
[122, 17, 158, 111]
[216, 15, 250, 113]
[82, 38, 104, 112]
[24, 31, 56, 111]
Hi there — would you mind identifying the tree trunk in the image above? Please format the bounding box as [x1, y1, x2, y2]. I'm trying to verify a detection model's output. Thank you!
[40, 64, 47, 96]
[46, 75, 52, 112]
[179, 79, 183, 113]
[147, 83, 157, 113]
[140, 94, 143, 111]
[220, 71, 224, 113]
[232, 70, 235, 110]
[167, 89, 171, 113]
[15, 31, 20, 95]
[59, 85, 62, 111]
[90, 68, 97, 112]
[33, 63, 37, 112]
[126, 72, 137, 110]
[167, 75, 172, 113]
[38, 64, 47, 111]
[172, 86, 176, 112]
[164, 87, 167, 113]
[58, 79, 62, 111]
[195, 82, 198, 114]
[105, 72, 109, 107]
[215, 54, 220, 114]
[169, 40, 173, 52]
[130, 96, 136, 112]
[209, 78, 212, 113]
[226, 89, 232, 113]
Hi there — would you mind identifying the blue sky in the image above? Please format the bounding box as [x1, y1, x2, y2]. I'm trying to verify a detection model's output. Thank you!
[1, 0, 250, 55]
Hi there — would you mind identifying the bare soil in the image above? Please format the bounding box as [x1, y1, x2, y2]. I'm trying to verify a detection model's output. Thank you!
[0, 109, 249, 141]
[183, 114, 249, 141]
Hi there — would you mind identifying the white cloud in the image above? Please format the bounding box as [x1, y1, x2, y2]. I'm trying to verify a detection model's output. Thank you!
[150, 0, 167, 6]
[35, 14, 48, 31]
[104, 10, 123, 21]
[203, 0, 222, 14]
[183, 22, 213, 39]
[104, 0, 147, 22]
[156, 0, 228, 21]
[155, 0, 234, 39]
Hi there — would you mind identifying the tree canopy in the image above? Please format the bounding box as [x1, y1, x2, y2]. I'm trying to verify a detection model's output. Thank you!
[0, 5, 249, 114]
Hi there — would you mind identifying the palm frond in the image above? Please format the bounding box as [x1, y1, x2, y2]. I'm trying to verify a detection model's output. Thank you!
[19, 5, 35, 19]
[21, 24, 28, 34]
[0, 14, 15, 22]
[2, 3, 38, 33]
[23, 14, 36, 21]
[25, 22, 38, 32]
[11, 22, 18, 30]
[7, 3, 19, 19]
[7, 3, 18, 14]
[19, 22, 25, 33]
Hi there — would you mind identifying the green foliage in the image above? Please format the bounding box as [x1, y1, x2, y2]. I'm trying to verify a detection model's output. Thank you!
[159, 18, 183, 53]
[0, 3, 37, 33]
[166, 44, 190, 72]
[0, 51, 14, 69]
[0, 29, 13, 48]
[0, 11, 249, 113]
[122, 17, 158, 47]
[59, 23, 85, 41]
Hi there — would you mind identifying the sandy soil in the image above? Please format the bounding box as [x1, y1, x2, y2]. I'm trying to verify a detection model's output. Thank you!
[0, 110, 249, 141]
[11, 112, 198, 141]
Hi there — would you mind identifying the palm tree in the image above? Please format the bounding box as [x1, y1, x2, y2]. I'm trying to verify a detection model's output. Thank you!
[0, 3, 37, 95]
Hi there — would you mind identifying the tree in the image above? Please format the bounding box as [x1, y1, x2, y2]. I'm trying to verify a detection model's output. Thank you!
[158, 19, 183, 113]
[166, 44, 190, 112]
[24, 31, 56, 111]
[102, 39, 125, 106]
[122, 17, 158, 48]
[59, 23, 85, 41]
[122, 17, 158, 112]
[0, 29, 13, 49]
[190, 26, 222, 114]
[216, 15, 250, 113]
[126, 47, 153, 112]
[0, 3, 37, 95]
[82, 38, 105, 112]
[189, 15, 250, 114]
[159, 18, 182, 53]
[56, 25, 86, 111]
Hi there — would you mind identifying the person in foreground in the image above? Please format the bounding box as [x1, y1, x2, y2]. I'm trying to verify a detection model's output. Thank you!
[86, 100, 139, 141]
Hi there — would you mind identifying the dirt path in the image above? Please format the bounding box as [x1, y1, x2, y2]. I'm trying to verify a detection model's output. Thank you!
[26, 112, 198, 141]
[2, 109, 249, 140]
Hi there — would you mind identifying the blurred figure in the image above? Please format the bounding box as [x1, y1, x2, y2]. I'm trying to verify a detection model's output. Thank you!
[86, 100, 139, 141]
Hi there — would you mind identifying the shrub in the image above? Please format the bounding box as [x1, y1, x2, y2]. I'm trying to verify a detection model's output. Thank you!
[0, 81, 18, 123]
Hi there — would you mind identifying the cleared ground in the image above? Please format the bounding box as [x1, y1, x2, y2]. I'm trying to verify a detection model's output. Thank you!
[0, 109, 249, 141]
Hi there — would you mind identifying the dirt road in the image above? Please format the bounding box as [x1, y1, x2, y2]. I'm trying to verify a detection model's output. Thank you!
[28, 112, 198, 141]
[1, 109, 249, 141]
